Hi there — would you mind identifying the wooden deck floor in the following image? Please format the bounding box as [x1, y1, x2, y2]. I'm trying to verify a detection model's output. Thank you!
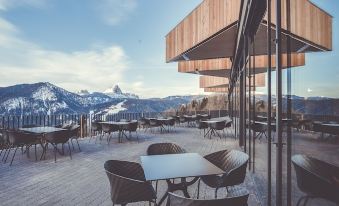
[0, 126, 338, 206]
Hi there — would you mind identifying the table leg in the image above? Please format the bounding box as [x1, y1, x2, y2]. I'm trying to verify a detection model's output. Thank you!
[157, 177, 199, 205]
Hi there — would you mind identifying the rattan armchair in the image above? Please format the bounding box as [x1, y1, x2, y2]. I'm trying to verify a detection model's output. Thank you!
[147, 143, 186, 156]
[44, 130, 73, 163]
[104, 160, 157, 206]
[168, 190, 249, 206]
[101, 123, 119, 144]
[196, 120, 209, 137]
[292, 154, 339, 206]
[90, 121, 102, 142]
[124, 120, 139, 141]
[69, 125, 81, 151]
[5, 130, 40, 166]
[199, 150, 249, 198]
[209, 121, 226, 139]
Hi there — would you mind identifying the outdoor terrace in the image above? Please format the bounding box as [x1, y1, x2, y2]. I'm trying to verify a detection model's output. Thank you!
[0, 120, 338, 206]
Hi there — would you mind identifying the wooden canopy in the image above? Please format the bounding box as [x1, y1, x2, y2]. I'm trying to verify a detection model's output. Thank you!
[178, 53, 305, 77]
[166, 0, 332, 62]
[200, 74, 265, 89]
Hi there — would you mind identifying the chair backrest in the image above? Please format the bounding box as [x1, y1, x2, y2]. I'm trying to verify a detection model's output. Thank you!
[138, 118, 149, 125]
[147, 143, 186, 155]
[101, 123, 118, 133]
[292, 154, 339, 203]
[168, 192, 249, 206]
[197, 121, 208, 129]
[69, 125, 80, 137]
[91, 122, 102, 131]
[44, 130, 72, 144]
[225, 120, 232, 128]
[204, 150, 249, 186]
[127, 121, 138, 132]
[7, 130, 38, 145]
[211, 121, 226, 130]
[149, 119, 159, 126]
[104, 160, 156, 204]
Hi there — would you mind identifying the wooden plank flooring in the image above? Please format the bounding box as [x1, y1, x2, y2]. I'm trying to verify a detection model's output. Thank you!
[0, 126, 338, 205]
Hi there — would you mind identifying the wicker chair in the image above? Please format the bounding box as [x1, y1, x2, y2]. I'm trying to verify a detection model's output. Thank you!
[147, 143, 186, 193]
[209, 121, 226, 139]
[147, 143, 186, 156]
[292, 154, 339, 206]
[196, 120, 209, 137]
[168, 190, 249, 206]
[104, 160, 157, 206]
[44, 130, 73, 163]
[199, 150, 249, 198]
[124, 120, 139, 141]
[69, 125, 81, 151]
[224, 120, 235, 139]
[101, 123, 119, 144]
[90, 121, 102, 142]
[5, 130, 40, 166]
[138, 118, 150, 131]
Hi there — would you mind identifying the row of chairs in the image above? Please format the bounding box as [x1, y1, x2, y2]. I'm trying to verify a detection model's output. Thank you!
[197, 120, 234, 139]
[90, 120, 139, 144]
[104, 143, 249, 206]
[0, 124, 80, 165]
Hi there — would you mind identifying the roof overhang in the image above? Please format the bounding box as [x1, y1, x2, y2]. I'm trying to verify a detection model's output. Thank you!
[166, 0, 332, 62]
[178, 53, 305, 77]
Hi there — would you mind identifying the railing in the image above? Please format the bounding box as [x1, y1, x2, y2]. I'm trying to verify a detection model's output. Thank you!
[0, 110, 230, 136]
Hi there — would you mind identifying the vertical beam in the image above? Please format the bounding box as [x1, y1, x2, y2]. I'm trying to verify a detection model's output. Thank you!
[252, 41, 256, 173]
[248, 37, 252, 171]
[267, 0, 272, 205]
[286, 0, 292, 205]
[275, 0, 283, 205]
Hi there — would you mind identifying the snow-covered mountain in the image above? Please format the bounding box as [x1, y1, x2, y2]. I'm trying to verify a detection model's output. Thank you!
[0, 82, 197, 116]
[103, 85, 139, 99]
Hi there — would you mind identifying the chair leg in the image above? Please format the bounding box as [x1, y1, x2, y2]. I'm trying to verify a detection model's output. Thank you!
[197, 178, 201, 199]
[10, 147, 18, 166]
[67, 141, 72, 160]
[53, 144, 57, 163]
[296, 197, 305, 206]
[4, 145, 12, 163]
[303, 197, 309, 206]
[71, 139, 75, 151]
[35, 144, 37, 161]
[76, 139, 81, 151]
[215, 187, 219, 199]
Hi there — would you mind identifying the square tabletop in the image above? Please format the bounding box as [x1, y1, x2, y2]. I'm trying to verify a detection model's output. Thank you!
[140, 153, 224, 181]
[99, 121, 129, 125]
[19, 126, 66, 134]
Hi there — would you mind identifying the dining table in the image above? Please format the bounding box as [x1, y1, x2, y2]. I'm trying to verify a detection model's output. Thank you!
[99, 121, 131, 143]
[19, 126, 66, 160]
[141, 153, 224, 205]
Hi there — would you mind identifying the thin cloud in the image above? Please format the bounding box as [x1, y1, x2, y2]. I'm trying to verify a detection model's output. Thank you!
[0, 17, 129, 93]
[0, 0, 48, 10]
[95, 0, 137, 26]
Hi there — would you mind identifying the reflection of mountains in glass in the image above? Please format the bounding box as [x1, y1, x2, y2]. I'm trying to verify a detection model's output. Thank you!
[0, 82, 201, 115]
[254, 95, 339, 116]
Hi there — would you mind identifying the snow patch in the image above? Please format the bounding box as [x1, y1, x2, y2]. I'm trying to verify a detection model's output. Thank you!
[32, 86, 57, 101]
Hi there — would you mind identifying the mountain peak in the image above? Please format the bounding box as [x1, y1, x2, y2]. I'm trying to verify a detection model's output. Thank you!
[112, 85, 122, 94]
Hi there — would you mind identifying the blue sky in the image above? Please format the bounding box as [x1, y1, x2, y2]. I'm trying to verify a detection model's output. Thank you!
[0, 0, 338, 98]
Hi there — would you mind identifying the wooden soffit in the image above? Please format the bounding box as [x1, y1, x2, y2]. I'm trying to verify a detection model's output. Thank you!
[199, 74, 265, 89]
[166, 0, 332, 62]
[178, 53, 305, 77]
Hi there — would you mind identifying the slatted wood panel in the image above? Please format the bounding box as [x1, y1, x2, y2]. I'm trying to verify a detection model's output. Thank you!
[166, 0, 332, 62]
[200, 74, 265, 89]
[166, 0, 240, 62]
[267, 0, 332, 51]
[178, 53, 305, 74]
[204, 87, 228, 93]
